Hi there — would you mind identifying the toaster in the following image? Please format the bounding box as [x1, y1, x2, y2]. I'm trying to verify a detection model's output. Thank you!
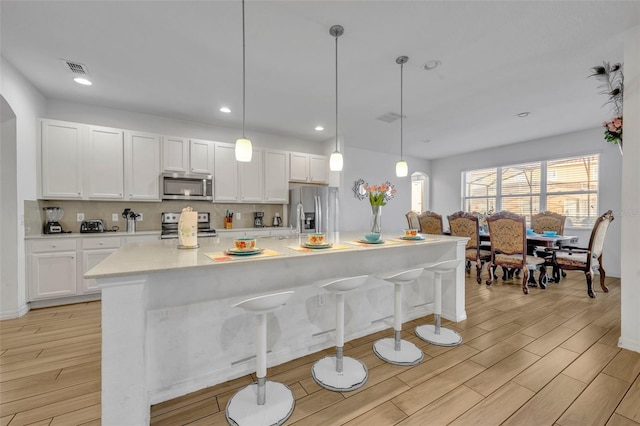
[80, 219, 106, 233]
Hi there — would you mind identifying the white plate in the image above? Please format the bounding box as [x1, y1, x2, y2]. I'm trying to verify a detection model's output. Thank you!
[400, 235, 424, 240]
[302, 243, 333, 249]
[225, 248, 263, 256]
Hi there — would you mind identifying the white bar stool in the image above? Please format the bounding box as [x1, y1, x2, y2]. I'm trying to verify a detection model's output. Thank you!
[373, 268, 425, 366]
[415, 259, 463, 346]
[226, 290, 295, 426]
[311, 275, 369, 392]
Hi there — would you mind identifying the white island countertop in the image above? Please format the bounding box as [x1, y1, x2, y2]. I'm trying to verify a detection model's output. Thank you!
[85, 231, 467, 279]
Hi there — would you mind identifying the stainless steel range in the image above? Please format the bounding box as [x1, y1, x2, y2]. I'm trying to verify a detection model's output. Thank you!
[160, 212, 217, 239]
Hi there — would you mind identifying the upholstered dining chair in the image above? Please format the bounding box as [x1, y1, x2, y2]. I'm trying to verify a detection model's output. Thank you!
[417, 211, 443, 235]
[551, 210, 614, 298]
[447, 211, 491, 284]
[405, 211, 420, 230]
[532, 211, 567, 282]
[486, 211, 547, 294]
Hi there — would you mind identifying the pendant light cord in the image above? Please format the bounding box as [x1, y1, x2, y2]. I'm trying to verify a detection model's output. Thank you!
[335, 32, 339, 152]
[242, 0, 246, 139]
[400, 61, 404, 160]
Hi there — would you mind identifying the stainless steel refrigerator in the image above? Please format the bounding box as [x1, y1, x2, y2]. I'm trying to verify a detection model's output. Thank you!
[289, 184, 332, 235]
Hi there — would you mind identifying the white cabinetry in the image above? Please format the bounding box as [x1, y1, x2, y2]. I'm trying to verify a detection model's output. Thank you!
[264, 150, 289, 203]
[239, 148, 264, 202]
[81, 238, 121, 294]
[214, 142, 239, 201]
[289, 152, 328, 184]
[125, 131, 161, 201]
[86, 126, 124, 199]
[41, 120, 84, 199]
[28, 239, 77, 301]
[162, 136, 189, 173]
[162, 137, 214, 175]
[189, 139, 215, 175]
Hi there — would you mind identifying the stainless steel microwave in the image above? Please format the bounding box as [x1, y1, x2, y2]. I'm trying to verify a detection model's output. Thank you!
[161, 173, 213, 200]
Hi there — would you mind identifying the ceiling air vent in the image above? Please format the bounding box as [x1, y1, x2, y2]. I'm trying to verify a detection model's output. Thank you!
[61, 60, 89, 76]
[376, 112, 403, 123]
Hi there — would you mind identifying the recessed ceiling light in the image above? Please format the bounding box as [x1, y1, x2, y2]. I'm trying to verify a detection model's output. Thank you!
[516, 112, 531, 118]
[315, 126, 324, 131]
[73, 77, 92, 86]
[220, 107, 231, 113]
[423, 60, 441, 71]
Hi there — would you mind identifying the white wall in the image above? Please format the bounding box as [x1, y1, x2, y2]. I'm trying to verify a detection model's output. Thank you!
[431, 127, 623, 277]
[340, 145, 431, 233]
[619, 25, 640, 353]
[45, 99, 326, 155]
[0, 56, 47, 318]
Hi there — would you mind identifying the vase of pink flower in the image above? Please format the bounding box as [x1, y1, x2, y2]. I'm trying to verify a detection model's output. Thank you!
[590, 61, 623, 154]
[363, 182, 397, 234]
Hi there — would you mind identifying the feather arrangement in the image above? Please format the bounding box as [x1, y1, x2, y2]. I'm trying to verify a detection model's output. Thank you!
[589, 62, 624, 148]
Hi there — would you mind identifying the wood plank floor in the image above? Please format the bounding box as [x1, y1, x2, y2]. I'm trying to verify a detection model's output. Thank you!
[1, 271, 639, 425]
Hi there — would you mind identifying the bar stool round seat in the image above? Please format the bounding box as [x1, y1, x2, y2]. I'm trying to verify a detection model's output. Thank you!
[226, 290, 295, 426]
[415, 259, 463, 347]
[373, 268, 425, 366]
[311, 275, 369, 392]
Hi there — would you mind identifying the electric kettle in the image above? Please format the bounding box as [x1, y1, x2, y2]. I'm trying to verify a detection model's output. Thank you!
[272, 212, 282, 227]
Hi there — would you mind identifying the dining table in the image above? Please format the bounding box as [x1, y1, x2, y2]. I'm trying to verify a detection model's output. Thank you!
[477, 231, 579, 284]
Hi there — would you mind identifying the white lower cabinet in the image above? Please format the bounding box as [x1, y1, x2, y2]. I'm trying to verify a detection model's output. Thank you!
[81, 238, 121, 294]
[29, 239, 78, 301]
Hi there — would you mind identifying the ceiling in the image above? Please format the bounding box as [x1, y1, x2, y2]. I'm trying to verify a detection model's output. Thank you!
[1, 1, 638, 160]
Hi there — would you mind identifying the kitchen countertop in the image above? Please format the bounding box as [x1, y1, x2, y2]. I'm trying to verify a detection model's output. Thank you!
[85, 232, 466, 279]
[25, 230, 161, 239]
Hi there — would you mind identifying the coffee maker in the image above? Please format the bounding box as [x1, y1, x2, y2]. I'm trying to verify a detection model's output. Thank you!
[43, 207, 64, 234]
[254, 212, 264, 227]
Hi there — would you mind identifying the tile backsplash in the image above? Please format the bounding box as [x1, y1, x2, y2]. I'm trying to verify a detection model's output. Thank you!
[28, 199, 286, 235]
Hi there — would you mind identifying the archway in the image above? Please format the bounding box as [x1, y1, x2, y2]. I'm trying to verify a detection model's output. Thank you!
[411, 172, 429, 212]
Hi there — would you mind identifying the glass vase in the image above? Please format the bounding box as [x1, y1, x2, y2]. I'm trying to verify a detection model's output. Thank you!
[370, 205, 382, 234]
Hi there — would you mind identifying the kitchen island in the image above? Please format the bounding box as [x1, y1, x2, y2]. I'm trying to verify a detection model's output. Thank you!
[86, 231, 468, 425]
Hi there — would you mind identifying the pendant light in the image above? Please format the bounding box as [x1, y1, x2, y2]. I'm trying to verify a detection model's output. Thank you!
[235, 0, 252, 162]
[395, 56, 409, 177]
[329, 25, 344, 172]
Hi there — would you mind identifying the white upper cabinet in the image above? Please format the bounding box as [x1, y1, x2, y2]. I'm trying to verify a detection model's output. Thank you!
[289, 152, 328, 184]
[239, 148, 264, 202]
[86, 126, 124, 199]
[213, 142, 238, 201]
[41, 120, 84, 199]
[162, 137, 214, 175]
[162, 136, 189, 173]
[189, 139, 215, 175]
[125, 131, 161, 201]
[264, 150, 289, 203]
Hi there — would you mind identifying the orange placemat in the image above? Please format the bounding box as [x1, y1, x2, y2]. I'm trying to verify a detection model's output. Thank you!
[205, 249, 282, 262]
[286, 244, 349, 253]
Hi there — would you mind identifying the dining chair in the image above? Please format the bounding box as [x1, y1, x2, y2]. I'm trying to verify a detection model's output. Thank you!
[550, 210, 614, 298]
[486, 211, 547, 294]
[405, 211, 420, 230]
[531, 210, 568, 282]
[447, 211, 491, 284]
[417, 211, 443, 235]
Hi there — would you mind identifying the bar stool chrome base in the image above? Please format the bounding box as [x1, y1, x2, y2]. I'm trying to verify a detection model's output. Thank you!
[226, 380, 294, 426]
[311, 354, 368, 392]
[373, 334, 423, 366]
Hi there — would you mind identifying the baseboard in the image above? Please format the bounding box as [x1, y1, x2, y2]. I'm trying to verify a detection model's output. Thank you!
[618, 336, 640, 354]
[0, 303, 30, 320]
[29, 294, 101, 310]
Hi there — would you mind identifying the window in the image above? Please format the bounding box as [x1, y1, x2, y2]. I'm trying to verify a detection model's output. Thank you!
[462, 154, 599, 228]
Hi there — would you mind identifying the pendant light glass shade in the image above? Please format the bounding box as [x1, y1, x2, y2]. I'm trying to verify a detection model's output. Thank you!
[395, 56, 409, 177]
[330, 151, 343, 171]
[329, 25, 344, 172]
[235, 0, 252, 162]
[395, 160, 408, 177]
[235, 138, 253, 162]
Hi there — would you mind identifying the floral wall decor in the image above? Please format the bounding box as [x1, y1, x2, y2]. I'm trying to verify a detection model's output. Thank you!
[589, 61, 624, 151]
